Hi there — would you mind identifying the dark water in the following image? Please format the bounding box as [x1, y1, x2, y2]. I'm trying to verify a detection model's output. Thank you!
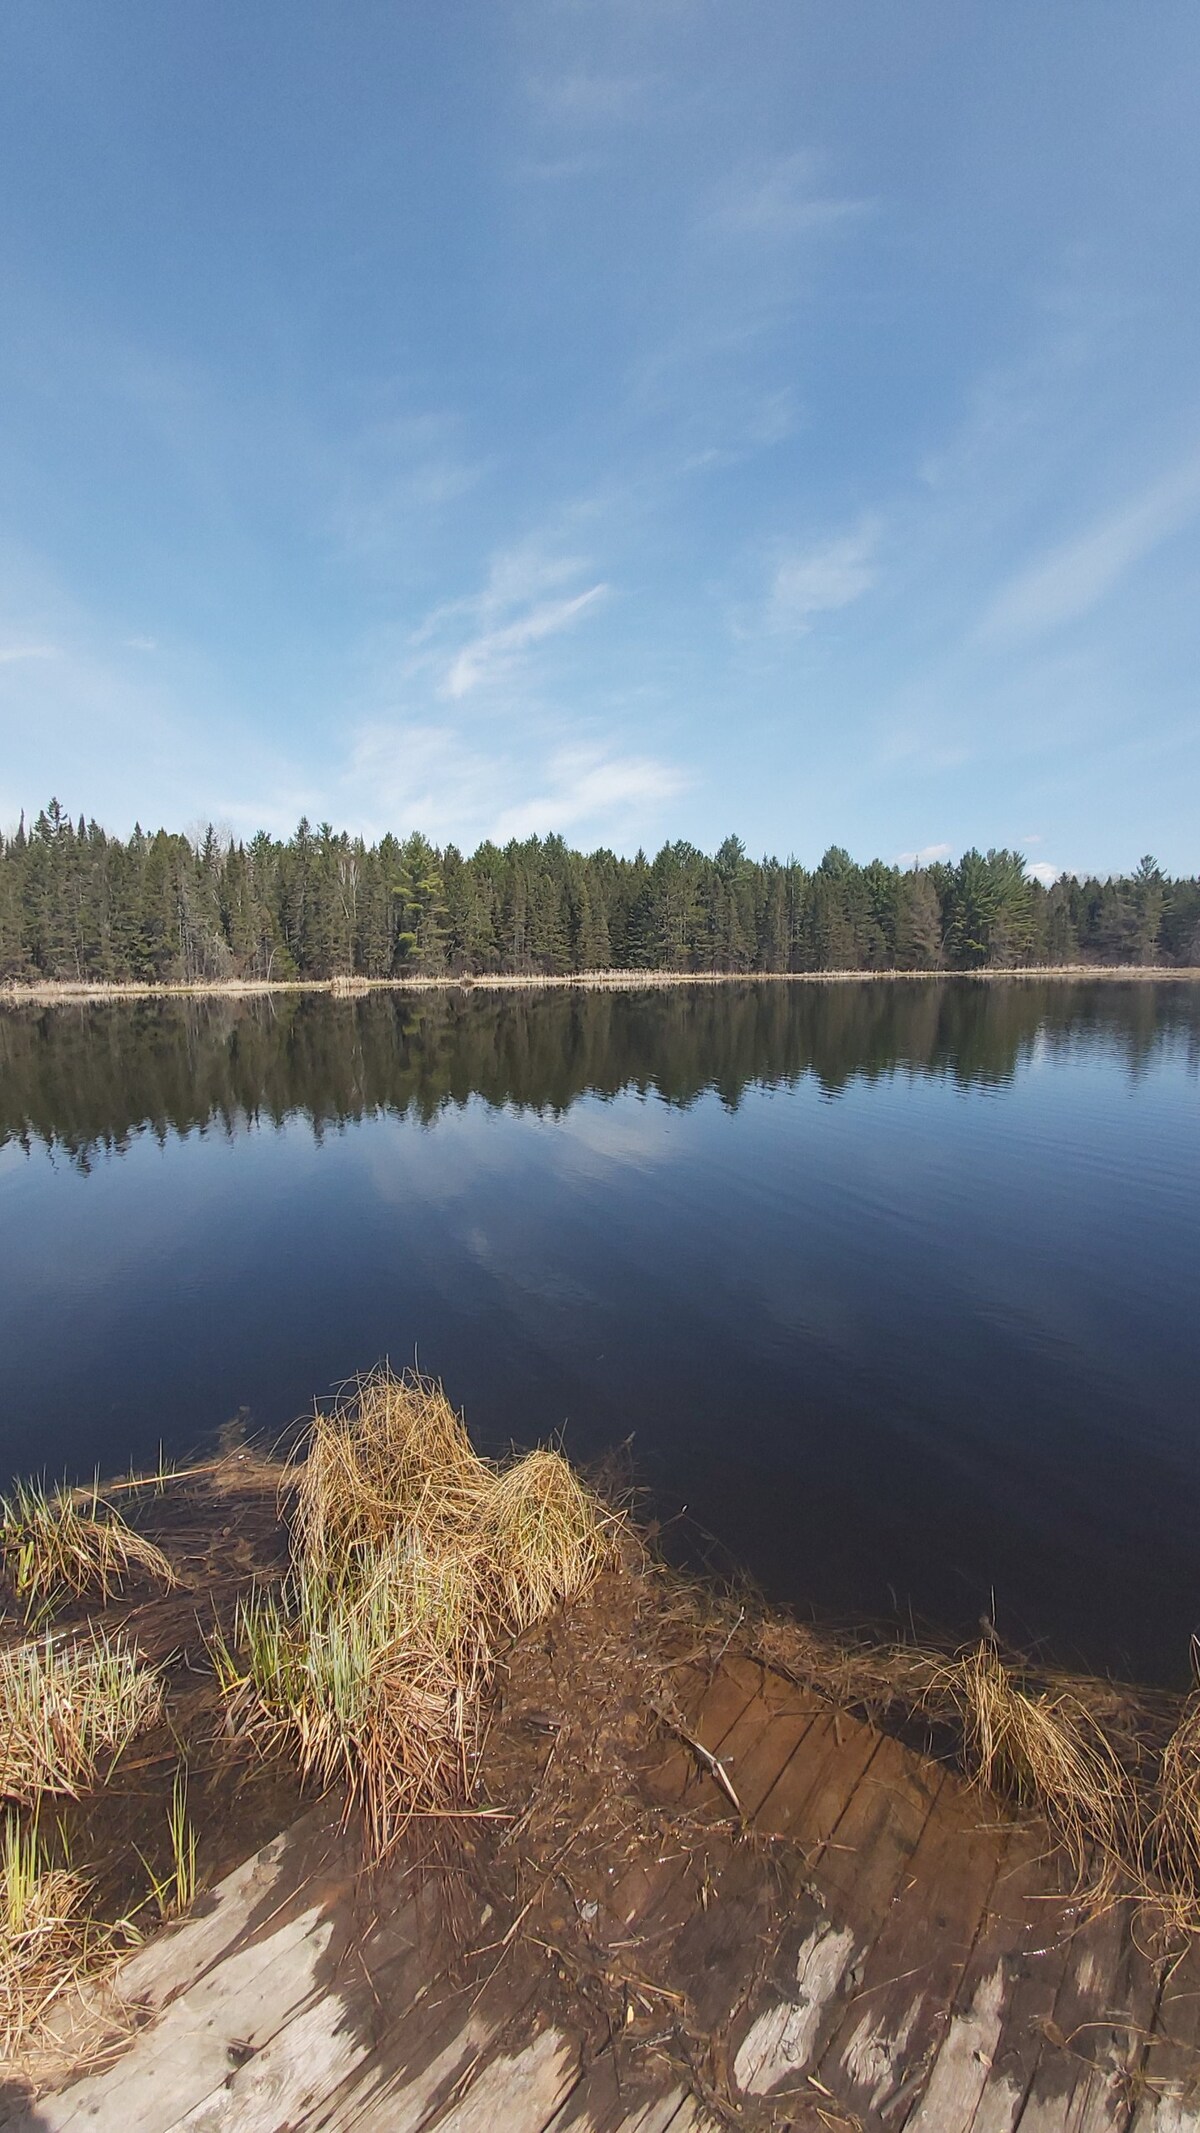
[1, 980, 1197, 1686]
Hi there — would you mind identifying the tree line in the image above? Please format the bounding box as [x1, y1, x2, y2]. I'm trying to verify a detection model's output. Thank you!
[1, 800, 1197, 983]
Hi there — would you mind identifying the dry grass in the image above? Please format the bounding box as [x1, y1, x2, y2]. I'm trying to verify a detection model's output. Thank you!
[751, 1611, 1200, 1932]
[7, 966, 1199, 1007]
[932, 1642, 1140, 1899]
[479, 1448, 619, 1632]
[0, 1812, 94, 2065]
[212, 1368, 620, 1854]
[0, 1630, 164, 1807]
[288, 1369, 487, 1586]
[1153, 1679, 1200, 1934]
[0, 1477, 177, 1622]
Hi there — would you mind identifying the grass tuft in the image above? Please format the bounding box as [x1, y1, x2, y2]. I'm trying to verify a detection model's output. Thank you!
[480, 1448, 619, 1633]
[139, 1764, 198, 1921]
[1153, 1670, 1200, 1934]
[288, 1369, 487, 1587]
[214, 1367, 619, 1853]
[0, 1630, 164, 1807]
[934, 1641, 1139, 1899]
[0, 1476, 177, 1622]
[0, 1810, 103, 2066]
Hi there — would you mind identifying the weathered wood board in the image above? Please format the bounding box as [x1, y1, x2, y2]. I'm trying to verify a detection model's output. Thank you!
[6, 1662, 1191, 2133]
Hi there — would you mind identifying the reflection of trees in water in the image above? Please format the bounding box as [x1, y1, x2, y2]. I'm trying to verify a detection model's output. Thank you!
[2, 981, 1197, 1170]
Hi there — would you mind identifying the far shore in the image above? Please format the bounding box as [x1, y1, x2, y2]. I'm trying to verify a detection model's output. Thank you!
[2, 963, 1199, 1007]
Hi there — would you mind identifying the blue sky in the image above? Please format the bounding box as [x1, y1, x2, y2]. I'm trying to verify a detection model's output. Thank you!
[1, 2, 1197, 877]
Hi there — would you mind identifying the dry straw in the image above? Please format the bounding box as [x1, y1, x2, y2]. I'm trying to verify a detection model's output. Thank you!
[933, 1642, 1140, 1901]
[212, 1367, 621, 1853]
[1153, 1668, 1200, 1935]
[1, 1811, 91, 2065]
[0, 1477, 176, 1622]
[0, 1630, 164, 1807]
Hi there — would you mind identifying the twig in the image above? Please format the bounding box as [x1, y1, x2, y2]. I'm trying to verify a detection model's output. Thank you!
[648, 1702, 741, 1815]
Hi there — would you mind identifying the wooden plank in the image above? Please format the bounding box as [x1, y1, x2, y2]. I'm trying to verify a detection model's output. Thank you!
[423, 2026, 580, 2133]
[962, 1836, 1086, 2133]
[1129, 1937, 1200, 2133]
[1013, 1888, 1160, 2133]
[564, 1679, 838, 2109]
[732, 1914, 861, 2097]
[586, 1686, 792, 2069]
[25, 1663, 1149, 2133]
[607, 1665, 773, 1937]
[15, 1841, 430, 2133]
[808, 1731, 944, 1932]
[819, 1767, 1004, 2122]
[610, 2094, 690, 2133]
[29, 1805, 335, 2091]
[542, 2063, 688, 2133]
[165, 1989, 372, 2132]
[677, 1663, 787, 1821]
[644, 1659, 764, 1816]
[308, 2007, 523, 2133]
[890, 1821, 1041, 2133]
[153, 1872, 442, 2133]
[728, 1733, 943, 2105]
[31, 1896, 343, 2133]
[755, 1707, 881, 1848]
[668, 2101, 723, 2133]
[301, 1889, 550, 2133]
[112, 1811, 333, 2009]
[637, 1663, 709, 1804]
[732, 1697, 824, 1824]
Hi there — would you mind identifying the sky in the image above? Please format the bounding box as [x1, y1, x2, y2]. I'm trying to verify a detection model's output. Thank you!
[0, 2, 1198, 878]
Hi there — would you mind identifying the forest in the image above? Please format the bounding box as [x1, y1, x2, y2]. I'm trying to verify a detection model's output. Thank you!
[1, 800, 1197, 983]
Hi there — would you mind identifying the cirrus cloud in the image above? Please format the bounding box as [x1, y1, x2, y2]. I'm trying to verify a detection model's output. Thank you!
[440, 584, 608, 700]
[342, 721, 689, 850]
[766, 519, 881, 632]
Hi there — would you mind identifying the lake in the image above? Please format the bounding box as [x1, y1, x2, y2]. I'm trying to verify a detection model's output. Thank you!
[1, 978, 1197, 1686]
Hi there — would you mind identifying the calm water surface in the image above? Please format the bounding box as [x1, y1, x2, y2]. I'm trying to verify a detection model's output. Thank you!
[1, 980, 1197, 1685]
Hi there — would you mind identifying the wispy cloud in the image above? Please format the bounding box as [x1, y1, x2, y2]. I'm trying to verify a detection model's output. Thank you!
[441, 586, 607, 700]
[513, 153, 602, 184]
[1028, 860, 1061, 885]
[493, 745, 688, 841]
[765, 519, 880, 632]
[331, 408, 490, 565]
[410, 538, 609, 700]
[528, 72, 652, 126]
[714, 153, 871, 240]
[981, 449, 1200, 642]
[0, 641, 60, 664]
[343, 722, 688, 847]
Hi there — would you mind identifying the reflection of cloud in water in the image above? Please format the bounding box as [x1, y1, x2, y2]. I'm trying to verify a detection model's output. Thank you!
[0, 1141, 30, 1182]
[365, 1093, 683, 1209]
[364, 1105, 532, 1208]
[550, 1097, 680, 1176]
[465, 1217, 603, 1315]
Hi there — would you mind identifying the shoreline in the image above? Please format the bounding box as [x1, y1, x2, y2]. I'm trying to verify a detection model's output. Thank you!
[3, 962, 1199, 1006]
[3, 1415, 1198, 2118]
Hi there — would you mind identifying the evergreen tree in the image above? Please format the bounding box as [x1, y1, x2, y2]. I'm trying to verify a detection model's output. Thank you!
[0, 800, 1192, 982]
[895, 871, 943, 969]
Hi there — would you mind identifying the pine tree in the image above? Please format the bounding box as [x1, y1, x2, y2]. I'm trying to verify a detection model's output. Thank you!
[894, 871, 943, 969]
